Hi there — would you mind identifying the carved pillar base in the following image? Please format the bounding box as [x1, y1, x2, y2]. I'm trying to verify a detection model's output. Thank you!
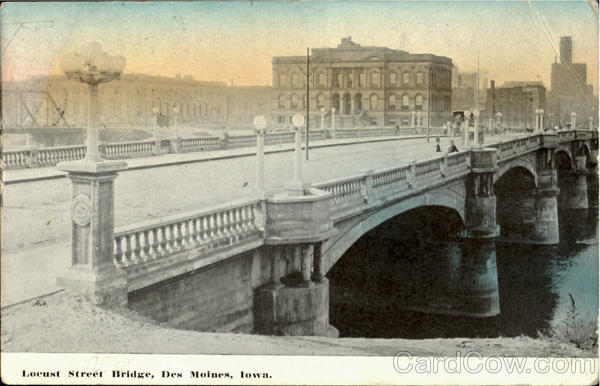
[255, 279, 338, 337]
[57, 159, 128, 307]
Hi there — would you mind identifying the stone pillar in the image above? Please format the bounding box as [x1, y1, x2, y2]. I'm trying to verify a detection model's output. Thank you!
[564, 155, 589, 209]
[459, 148, 500, 317]
[255, 128, 265, 192]
[411, 111, 415, 128]
[571, 112, 577, 130]
[589, 117, 594, 130]
[56, 159, 128, 307]
[533, 168, 560, 244]
[331, 107, 336, 138]
[255, 187, 338, 337]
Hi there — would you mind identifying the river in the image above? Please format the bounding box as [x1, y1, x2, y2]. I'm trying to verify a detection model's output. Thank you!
[328, 206, 598, 339]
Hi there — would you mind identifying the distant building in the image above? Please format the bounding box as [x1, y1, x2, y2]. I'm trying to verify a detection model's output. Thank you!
[451, 70, 488, 112]
[486, 81, 546, 127]
[548, 36, 596, 128]
[2, 74, 272, 129]
[272, 37, 453, 128]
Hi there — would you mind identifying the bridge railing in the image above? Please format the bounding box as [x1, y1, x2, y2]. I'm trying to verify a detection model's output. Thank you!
[314, 174, 365, 219]
[2, 145, 87, 169]
[113, 198, 262, 270]
[103, 140, 156, 159]
[180, 137, 223, 152]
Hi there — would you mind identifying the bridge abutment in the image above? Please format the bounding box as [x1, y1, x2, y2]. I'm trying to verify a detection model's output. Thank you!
[561, 155, 589, 210]
[532, 169, 560, 244]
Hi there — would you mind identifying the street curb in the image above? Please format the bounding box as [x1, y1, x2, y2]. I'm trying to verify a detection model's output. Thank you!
[1, 288, 66, 311]
[3, 135, 446, 185]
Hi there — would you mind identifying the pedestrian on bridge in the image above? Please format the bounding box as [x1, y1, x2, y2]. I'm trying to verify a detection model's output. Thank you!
[435, 137, 441, 152]
[447, 140, 459, 153]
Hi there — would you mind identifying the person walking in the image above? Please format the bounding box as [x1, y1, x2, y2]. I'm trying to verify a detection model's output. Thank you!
[435, 137, 442, 152]
[448, 139, 459, 153]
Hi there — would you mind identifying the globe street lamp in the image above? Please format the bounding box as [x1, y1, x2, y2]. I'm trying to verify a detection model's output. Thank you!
[463, 110, 472, 147]
[60, 42, 126, 162]
[172, 105, 180, 139]
[287, 113, 305, 196]
[253, 115, 267, 193]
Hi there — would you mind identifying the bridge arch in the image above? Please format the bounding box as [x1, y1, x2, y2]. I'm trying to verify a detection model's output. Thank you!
[323, 192, 465, 272]
[554, 146, 573, 168]
[494, 159, 538, 188]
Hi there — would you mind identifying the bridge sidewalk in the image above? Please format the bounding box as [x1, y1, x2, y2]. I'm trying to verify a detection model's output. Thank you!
[3, 134, 442, 184]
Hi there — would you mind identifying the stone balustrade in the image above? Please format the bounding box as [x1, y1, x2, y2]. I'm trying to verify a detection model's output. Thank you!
[3, 126, 451, 170]
[180, 137, 223, 152]
[113, 198, 262, 269]
[104, 140, 156, 159]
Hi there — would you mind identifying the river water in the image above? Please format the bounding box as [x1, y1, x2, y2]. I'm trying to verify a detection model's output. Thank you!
[328, 207, 598, 339]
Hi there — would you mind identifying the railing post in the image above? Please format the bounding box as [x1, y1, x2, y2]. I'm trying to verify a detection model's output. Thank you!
[360, 170, 374, 203]
[441, 153, 448, 178]
[98, 142, 107, 159]
[408, 160, 417, 188]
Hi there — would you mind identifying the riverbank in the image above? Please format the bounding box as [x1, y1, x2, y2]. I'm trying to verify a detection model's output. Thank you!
[1, 291, 594, 357]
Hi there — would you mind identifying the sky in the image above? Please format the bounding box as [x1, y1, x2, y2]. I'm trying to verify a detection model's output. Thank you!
[1, 1, 598, 92]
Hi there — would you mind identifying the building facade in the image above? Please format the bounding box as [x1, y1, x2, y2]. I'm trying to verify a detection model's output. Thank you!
[272, 37, 453, 128]
[548, 36, 596, 128]
[485, 81, 546, 128]
[2, 74, 272, 130]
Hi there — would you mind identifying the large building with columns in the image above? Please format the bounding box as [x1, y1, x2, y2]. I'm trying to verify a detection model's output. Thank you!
[272, 37, 453, 128]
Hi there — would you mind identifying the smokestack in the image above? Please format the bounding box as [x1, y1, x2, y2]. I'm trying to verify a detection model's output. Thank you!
[560, 36, 572, 64]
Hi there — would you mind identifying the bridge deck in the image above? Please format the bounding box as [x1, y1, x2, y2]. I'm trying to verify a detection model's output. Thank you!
[0, 132, 538, 305]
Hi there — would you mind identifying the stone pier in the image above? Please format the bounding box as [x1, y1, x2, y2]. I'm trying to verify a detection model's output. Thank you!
[254, 187, 338, 336]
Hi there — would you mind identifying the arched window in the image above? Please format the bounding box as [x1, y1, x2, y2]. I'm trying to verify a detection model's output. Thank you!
[278, 94, 286, 109]
[316, 93, 325, 108]
[403, 72, 410, 85]
[389, 95, 397, 110]
[291, 94, 299, 109]
[401, 94, 410, 110]
[415, 94, 423, 111]
[370, 94, 378, 110]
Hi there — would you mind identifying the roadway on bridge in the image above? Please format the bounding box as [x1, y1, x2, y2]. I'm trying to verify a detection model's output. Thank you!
[1, 134, 513, 305]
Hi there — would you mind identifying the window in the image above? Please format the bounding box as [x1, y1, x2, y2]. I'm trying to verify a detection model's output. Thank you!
[359, 70, 366, 88]
[278, 94, 286, 109]
[292, 73, 299, 88]
[291, 94, 299, 109]
[402, 94, 410, 110]
[372, 72, 380, 88]
[319, 73, 327, 88]
[347, 72, 353, 88]
[335, 72, 342, 88]
[389, 95, 397, 110]
[415, 94, 423, 111]
[279, 74, 288, 88]
[403, 72, 410, 85]
[390, 73, 397, 86]
[417, 72, 424, 85]
[370, 94, 378, 110]
[317, 93, 325, 108]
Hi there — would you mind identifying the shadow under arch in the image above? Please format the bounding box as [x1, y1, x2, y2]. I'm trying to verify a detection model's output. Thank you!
[322, 191, 466, 273]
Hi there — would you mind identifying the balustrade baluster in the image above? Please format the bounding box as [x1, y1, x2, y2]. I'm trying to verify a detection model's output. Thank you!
[191, 218, 200, 244]
[124, 234, 133, 266]
[175, 222, 184, 250]
[183, 219, 192, 247]
[139, 230, 150, 261]
[133, 232, 142, 263]
[159, 226, 168, 254]
[149, 228, 159, 259]
[167, 224, 176, 252]
[114, 236, 124, 267]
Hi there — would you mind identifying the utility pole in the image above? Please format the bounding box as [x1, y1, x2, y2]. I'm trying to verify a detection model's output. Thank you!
[306, 47, 310, 160]
[427, 67, 431, 143]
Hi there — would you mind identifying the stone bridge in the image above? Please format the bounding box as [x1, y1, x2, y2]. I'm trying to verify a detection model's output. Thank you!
[56, 129, 598, 337]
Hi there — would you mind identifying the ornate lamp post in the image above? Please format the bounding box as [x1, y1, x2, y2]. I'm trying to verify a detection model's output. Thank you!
[287, 113, 305, 196]
[570, 112, 577, 130]
[56, 42, 128, 306]
[172, 105, 180, 138]
[61, 41, 126, 161]
[464, 110, 472, 147]
[331, 107, 336, 138]
[253, 115, 267, 193]
[320, 107, 325, 131]
[496, 112, 503, 135]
